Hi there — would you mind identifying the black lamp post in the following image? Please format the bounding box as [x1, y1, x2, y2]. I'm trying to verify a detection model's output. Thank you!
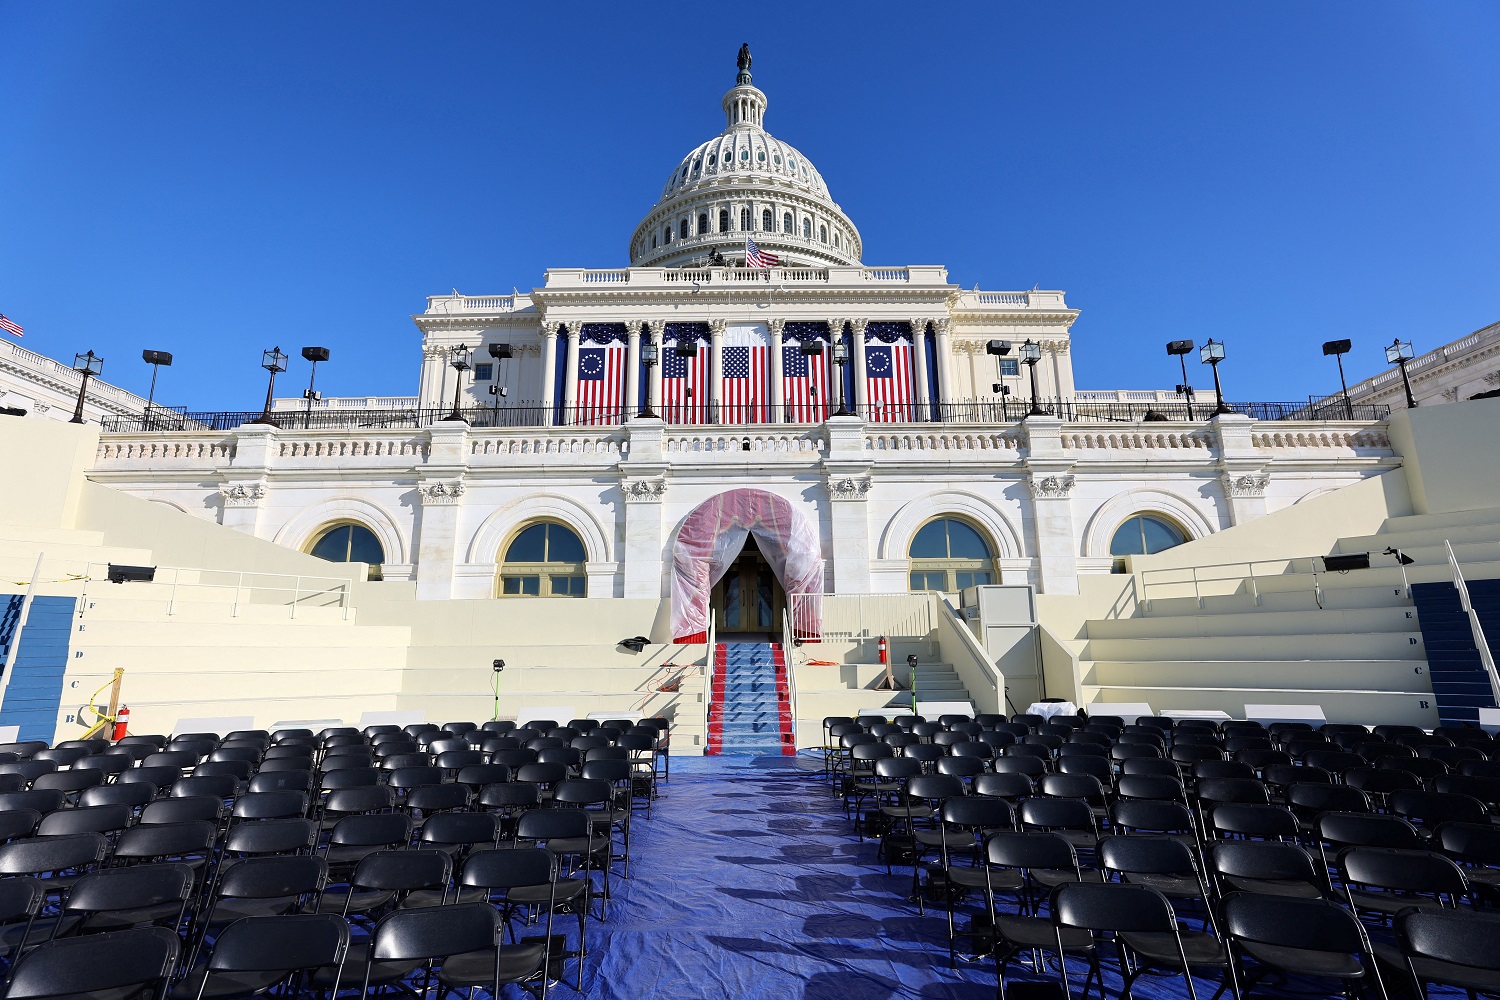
[987, 339, 1014, 421]
[1322, 339, 1354, 419]
[831, 339, 853, 417]
[1020, 339, 1046, 416]
[301, 346, 329, 429]
[1386, 338, 1417, 409]
[1166, 340, 1196, 420]
[1199, 338, 1231, 415]
[443, 344, 472, 422]
[253, 347, 287, 426]
[70, 350, 103, 424]
[638, 338, 659, 418]
[141, 350, 172, 429]
[487, 343, 513, 425]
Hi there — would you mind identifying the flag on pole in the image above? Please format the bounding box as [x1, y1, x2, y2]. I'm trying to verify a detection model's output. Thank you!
[745, 238, 779, 269]
[865, 342, 915, 422]
[0, 315, 22, 338]
[721, 345, 768, 424]
[782, 343, 830, 423]
[575, 345, 626, 425]
[662, 338, 709, 424]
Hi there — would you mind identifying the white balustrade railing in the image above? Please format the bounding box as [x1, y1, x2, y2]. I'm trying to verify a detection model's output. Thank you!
[789, 592, 935, 642]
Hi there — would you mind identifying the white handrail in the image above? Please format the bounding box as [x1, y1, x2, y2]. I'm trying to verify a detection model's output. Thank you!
[0, 555, 46, 710]
[1137, 551, 1416, 611]
[1445, 540, 1500, 706]
[703, 611, 716, 749]
[77, 561, 352, 621]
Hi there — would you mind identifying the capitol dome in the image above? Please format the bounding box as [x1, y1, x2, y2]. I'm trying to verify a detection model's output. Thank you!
[628, 48, 863, 269]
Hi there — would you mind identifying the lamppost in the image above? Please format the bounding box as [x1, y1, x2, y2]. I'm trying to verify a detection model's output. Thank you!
[442, 344, 472, 422]
[637, 338, 658, 418]
[70, 351, 103, 424]
[1322, 339, 1354, 419]
[831, 339, 854, 417]
[987, 339, 1013, 421]
[1166, 340, 1196, 420]
[488, 343, 513, 425]
[1199, 338, 1232, 415]
[1019, 339, 1046, 416]
[301, 347, 329, 429]
[141, 350, 172, 429]
[1386, 339, 1417, 409]
[253, 347, 287, 426]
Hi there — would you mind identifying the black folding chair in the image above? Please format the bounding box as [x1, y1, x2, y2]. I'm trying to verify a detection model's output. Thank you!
[2, 925, 178, 1000]
[459, 848, 566, 993]
[1396, 906, 1500, 999]
[178, 913, 350, 1000]
[1051, 881, 1215, 1000]
[1220, 891, 1388, 1000]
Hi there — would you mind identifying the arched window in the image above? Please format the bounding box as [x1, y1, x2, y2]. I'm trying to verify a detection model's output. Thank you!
[679, 219, 689, 239]
[697, 213, 708, 235]
[309, 523, 385, 581]
[819, 225, 828, 243]
[651, 234, 658, 249]
[783, 213, 792, 234]
[719, 209, 730, 232]
[1109, 515, 1186, 557]
[499, 521, 587, 598]
[740, 208, 751, 230]
[802, 219, 811, 239]
[908, 517, 995, 592]
[761, 209, 772, 231]
[663, 226, 672, 244]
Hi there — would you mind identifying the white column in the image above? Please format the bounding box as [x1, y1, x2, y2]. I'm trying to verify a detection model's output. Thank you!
[851, 318, 869, 411]
[563, 324, 581, 425]
[646, 321, 664, 414]
[1212, 413, 1268, 527]
[625, 323, 641, 416]
[709, 319, 726, 423]
[540, 323, 559, 426]
[825, 418, 873, 593]
[768, 319, 785, 423]
[934, 318, 955, 405]
[414, 422, 470, 601]
[910, 319, 931, 420]
[1022, 417, 1078, 595]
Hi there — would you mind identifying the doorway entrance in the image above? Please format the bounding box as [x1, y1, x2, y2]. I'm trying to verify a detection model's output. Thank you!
[711, 535, 784, 637]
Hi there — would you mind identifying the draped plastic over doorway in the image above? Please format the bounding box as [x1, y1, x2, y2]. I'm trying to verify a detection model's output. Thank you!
[671, 489, 823, 643]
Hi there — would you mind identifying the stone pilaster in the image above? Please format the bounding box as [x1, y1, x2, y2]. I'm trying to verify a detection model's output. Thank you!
[823, 416, 872, 593]
[413, 423, 470, 600]
[619, 419, 668, 598]
[1210, 413, 1267, 526]
[1021, 417, 1078, 594]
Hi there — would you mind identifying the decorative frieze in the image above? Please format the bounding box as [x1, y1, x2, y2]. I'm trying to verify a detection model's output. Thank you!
[828, 476, 872, 501]
[218, 483, 266, 507]
[1027, 474, 1075, 500]
[1483, 371, 1500, 387]
[621, 477, 668, 503]
[1221, 471, 1270, 498]
[418, 481, 466, 505]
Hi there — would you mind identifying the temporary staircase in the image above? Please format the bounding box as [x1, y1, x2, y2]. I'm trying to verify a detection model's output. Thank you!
[707, 642, 794, 756]
[1077, 505, 1500, 727]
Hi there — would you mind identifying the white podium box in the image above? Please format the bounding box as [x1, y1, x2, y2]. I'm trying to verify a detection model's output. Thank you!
[1085, 703, 1153, 722]
[587, 711, 643, 724]
[1244, 704, 1327, 726]
[173, 716, 254, 738]
[917, 700, 974, 719]
[358, 710, 426, 728]
[1163, 709, 1233, 723]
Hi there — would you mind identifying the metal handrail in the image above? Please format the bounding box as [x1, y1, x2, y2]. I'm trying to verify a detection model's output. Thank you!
[703, 611, 716, 749]
[77, 561, 352, 621]
[1445, 540, 1500, 707]
[1137, 553, 1416, 611]
[782, 607, 799, 750]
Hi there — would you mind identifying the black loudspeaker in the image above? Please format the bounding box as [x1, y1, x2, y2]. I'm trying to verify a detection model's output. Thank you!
[107, 564, 157, 584]
[1322, 553, 1370, 573]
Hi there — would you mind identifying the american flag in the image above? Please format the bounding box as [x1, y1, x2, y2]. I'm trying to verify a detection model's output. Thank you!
[0, 314, 22, 338]
[782, 343, 830, 423]
[745, 238, 779, 269]
[662, 340, 709, 424]
[865, 343, 915, 422]
[576, 346, 626, 425]
[721, 345, 768, 423]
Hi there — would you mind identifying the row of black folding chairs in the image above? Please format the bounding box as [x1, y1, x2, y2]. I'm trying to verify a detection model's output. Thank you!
[0, 845, 591, 999]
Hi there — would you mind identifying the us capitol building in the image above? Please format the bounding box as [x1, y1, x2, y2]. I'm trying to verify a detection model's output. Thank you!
[78, 49, 1397, 640]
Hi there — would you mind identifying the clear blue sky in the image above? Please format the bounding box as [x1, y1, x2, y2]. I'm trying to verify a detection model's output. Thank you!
[2, 3, 1496, 410]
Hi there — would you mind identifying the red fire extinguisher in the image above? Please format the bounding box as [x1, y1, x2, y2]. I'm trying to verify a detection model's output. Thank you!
[112, 706, 130, 741]
[878, 636, 888, 665]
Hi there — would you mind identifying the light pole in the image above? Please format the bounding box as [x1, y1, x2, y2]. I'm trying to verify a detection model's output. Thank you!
[70, 351, 103, 424]
[637, 338, 658, 418]
[1199, 338, 1231, 415]
[443, 344, 472, 422]
[832, 339, 854, 417]
[1386, 339, 1417, 409]
[1019, 339, 1045, 416]
[987, 339, 1013, 421]
[141, 350, 172, 429]
[301, 347, 329, 429]
[1322, 339, 1353, 419]
[488, 343, 513, 425]
[1166, 340, 1196, 420]
[253, 347, 288, 426]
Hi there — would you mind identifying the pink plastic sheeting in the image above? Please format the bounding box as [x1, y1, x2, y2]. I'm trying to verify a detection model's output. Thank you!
[670, 488, 823, 642]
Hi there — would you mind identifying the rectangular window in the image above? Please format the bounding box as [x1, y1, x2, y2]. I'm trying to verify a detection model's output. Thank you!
[910, 572, 945, 592]
[502, 576, 540, 596]
[550, 575, 585, 596]
[999, 360, 1019, 376]
[474, 363, 494, 381]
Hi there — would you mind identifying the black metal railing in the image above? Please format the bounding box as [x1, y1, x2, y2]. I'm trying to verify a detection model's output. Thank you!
[100, 398, 1393, 433]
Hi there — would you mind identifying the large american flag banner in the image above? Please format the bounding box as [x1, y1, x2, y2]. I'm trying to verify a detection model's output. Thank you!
[865, 340, 916, 422]
[662, 327, 709, 424]
[575, 344, 626, 425]
[782, 343, 830, 423]
[721, 323, 768, 424]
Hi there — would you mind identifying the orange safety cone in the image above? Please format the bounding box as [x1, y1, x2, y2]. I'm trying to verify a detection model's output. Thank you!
[112, 706, 130, 741]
